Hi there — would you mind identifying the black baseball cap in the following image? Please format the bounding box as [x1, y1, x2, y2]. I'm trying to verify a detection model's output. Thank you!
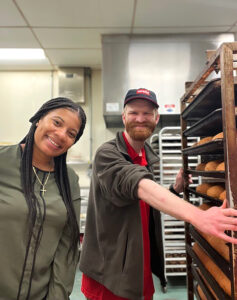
[124, 88, 159, 108]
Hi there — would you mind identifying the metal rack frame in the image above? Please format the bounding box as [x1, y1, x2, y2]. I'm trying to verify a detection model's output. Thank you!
[150, 127, 200, 278]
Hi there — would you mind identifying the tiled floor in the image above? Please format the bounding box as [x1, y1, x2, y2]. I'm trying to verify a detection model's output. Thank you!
[70, 269, 187, 300]
[70, 269, 83, 300]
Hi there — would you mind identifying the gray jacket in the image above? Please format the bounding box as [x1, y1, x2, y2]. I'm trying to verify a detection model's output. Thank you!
[79, 132, 166, 300]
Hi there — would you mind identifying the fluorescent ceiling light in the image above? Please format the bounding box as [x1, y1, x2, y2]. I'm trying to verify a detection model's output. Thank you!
[0, 48, 46, 60]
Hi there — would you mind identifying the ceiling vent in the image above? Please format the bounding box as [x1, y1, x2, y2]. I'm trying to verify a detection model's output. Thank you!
[58, 67, 85, 104]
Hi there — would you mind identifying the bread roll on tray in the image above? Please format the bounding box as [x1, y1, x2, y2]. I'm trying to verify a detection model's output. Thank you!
[204, 160, 222, 171]
[219, 190, 226, 201]
[196, 163, 206, 171]
[206, 185, 225, 199]
[196, 183, 213, 195]
[196, 136, 213, 146]
[216, 162, 225, 171]
[212, 132, 223, 141]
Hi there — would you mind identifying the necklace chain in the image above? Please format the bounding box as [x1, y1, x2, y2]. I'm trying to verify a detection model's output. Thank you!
[32, 166, 50, 195]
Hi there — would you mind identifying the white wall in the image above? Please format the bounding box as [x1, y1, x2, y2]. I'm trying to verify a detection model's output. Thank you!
[0, 69, 121, 187]
[0, 71, 52, 144]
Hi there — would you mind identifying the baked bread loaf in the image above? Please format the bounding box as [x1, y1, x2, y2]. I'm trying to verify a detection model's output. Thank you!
[193, 243, 231, 296]
[219, 190, 226, 201]
[204, 160, 221, 171]
[197, 136, 213, 146]
[206, 185, 225, 198]
[212, 129, 237, 141]
[196, 183, 213, 194]
[216, 162, 225, 171]
[199, 203, 211, 211]
[197, 203, 229, 260]
[212, 132, 223, 140]
[197, 231, 229, 262]
[197, 271, 219, 300]
[197, 285, 208, 300]
[196, 163, 206, 171]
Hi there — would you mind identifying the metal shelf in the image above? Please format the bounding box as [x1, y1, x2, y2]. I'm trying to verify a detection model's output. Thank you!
[150, 127, 200, 279]
[79, 188, 89, 234]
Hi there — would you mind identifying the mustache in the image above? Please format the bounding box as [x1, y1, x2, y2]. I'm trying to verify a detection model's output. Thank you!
[129, 122, 154, 129]
[129, 122, 153, 127]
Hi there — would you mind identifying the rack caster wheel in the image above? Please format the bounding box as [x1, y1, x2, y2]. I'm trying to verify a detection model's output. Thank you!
[161, 286, 167, 293]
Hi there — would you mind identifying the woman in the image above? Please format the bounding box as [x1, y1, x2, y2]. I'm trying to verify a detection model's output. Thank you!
[0, 97, 86, 300]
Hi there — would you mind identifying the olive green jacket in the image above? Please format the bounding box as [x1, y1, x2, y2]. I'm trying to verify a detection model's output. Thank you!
[79, 132, 166, 300]
[0, 144, 80, 300]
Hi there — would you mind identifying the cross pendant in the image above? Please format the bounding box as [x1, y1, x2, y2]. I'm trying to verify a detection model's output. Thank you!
[41, 187, 47, 195]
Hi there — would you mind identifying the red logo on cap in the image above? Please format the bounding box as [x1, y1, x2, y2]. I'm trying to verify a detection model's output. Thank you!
[136, 89, 150, 96]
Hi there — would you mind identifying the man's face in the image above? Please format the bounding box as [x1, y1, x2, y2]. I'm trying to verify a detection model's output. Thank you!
[122, 99, 159, 142]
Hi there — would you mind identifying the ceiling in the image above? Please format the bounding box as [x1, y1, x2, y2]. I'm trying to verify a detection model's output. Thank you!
[1, 0, 237, 70]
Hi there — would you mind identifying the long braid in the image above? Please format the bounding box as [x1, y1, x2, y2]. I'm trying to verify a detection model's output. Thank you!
[17, 97, 86, 298]
[54, 153, 80, 259]
[18, 126, 39, 300]
[21, 124, 37, 228]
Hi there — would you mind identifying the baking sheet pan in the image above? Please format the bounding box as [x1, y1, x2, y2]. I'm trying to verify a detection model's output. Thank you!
[187, 169, 225, 179]
[183, 108, 223, 137]
[182, 78, 237, 121]
[182, 140, 224, 155]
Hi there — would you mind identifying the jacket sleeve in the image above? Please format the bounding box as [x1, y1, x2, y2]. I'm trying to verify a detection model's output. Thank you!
[46, 170, 81, 299]
[94, 144, 154, 207]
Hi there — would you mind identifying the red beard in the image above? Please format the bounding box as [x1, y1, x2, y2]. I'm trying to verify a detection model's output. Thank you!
[125, 121, 156, 141]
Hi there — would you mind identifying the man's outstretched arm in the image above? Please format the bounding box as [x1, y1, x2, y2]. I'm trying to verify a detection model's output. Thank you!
[138, 178, 237, 244]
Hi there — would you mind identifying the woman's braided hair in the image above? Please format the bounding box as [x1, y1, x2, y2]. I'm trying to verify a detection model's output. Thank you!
[17, 97, 86, 299]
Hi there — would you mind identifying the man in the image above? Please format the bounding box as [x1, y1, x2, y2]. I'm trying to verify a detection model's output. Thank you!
[79, 88, 237, 300]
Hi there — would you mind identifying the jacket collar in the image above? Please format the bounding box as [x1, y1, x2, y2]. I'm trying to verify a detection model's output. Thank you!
[116, 131, 159, 165]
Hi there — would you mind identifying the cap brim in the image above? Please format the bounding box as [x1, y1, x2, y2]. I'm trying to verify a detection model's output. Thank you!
[124, 96, 159, 108]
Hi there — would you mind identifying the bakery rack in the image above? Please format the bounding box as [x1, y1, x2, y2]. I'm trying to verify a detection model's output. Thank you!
[150, 127, 200, 278]
[180, 42, 237, 300]
[150, 133, 160, 183]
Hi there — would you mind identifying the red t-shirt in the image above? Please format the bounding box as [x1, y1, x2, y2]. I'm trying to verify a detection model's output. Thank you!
[81, 133, 154, 300]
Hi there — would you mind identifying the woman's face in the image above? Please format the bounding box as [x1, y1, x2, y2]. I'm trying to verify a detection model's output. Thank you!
[34, 107, 81, 159]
